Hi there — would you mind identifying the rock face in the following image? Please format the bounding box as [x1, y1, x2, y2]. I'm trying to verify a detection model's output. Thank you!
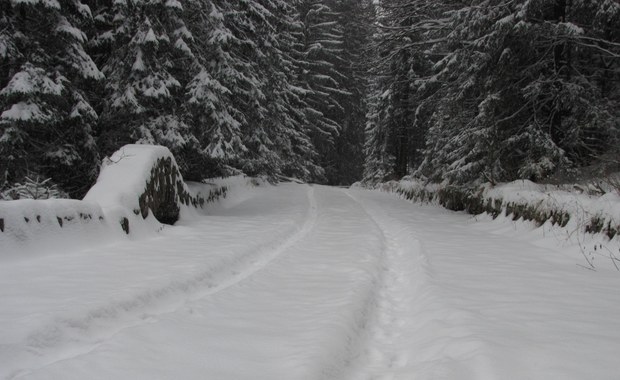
[137, 156, 205, 225]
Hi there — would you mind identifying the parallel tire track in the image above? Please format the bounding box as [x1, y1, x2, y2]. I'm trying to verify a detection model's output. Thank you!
[341, 190, 419, 380]
[8, 187, 318, 380]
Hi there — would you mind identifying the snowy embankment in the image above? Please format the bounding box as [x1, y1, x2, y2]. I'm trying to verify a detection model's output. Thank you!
[362, 178, 620, 271]
[372, 178, 620, 239]
[0, 145, 237, 256]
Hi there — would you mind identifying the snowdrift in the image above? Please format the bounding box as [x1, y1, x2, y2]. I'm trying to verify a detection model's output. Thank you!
[369, 178, 620, 239]
[0, 144, 229, 254]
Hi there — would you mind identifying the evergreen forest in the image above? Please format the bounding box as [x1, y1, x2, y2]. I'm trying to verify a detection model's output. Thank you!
[1, 0, 619, 199]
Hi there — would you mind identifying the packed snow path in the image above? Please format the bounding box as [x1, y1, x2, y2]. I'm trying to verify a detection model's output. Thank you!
[1, 184, 620, 379]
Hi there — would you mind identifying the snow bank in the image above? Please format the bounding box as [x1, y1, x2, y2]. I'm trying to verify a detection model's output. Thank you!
[374, 178, 620, 239]
[0, 199, 113, 256]
[484, 180, 620, 237]
[1, 144, 231, 255]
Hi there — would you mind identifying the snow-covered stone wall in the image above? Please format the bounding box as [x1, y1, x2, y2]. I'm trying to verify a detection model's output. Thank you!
[375, 179, 620, 239]
[0, 144, 227, 253]
[0, 199, 108, 253]
[84, 145, 214, 232]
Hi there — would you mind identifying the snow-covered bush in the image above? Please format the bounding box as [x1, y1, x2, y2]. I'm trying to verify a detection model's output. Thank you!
[1, 175, 68, 200]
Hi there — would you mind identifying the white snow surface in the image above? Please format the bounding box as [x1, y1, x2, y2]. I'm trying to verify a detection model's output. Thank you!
[0, 199, 110, 259]
[1, 184, 619, 379]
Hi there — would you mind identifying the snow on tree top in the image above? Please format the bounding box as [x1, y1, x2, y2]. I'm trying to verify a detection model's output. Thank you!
[209, 4, 224, 21]
[173, 26, 193, 41]
[0, 65, 64, 97]
[132, 50, 146, 72]
[0, 36, 15, 59]
[174, 38, 193, 56]
[143, 28, 158, 45]
[56, 17, 87, 43]
[75, 1, 92, 17]
[112, 87, 141, 111]
[140, 75, 180, 98]
[70, 99, 98, 120]
[72, 47, 105, 80]
[165, 0, 183, 11]
[10, 0, 60, 10]
[1, 102, 52, 123]
[558, 22, 585, 35]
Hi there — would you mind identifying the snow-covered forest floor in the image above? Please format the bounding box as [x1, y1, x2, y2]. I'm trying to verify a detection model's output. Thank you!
[1, 183, 619, 379]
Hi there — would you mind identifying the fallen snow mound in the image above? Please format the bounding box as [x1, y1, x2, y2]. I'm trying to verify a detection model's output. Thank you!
[0, 144, 230, 254]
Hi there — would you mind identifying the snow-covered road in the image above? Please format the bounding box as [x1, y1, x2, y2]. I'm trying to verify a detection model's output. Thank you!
[1, 184, 620, 379]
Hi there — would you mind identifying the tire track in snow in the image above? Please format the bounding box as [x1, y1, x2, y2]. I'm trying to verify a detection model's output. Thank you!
[341, 190, 424, 380]
[185, 185, 318, 303]
[302, 188, 388, 380]
[344, 191, 494, 380]
[6, 186, 318, 380]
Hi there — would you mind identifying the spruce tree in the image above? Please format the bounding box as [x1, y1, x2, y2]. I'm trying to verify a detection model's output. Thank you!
[251, 0, 324, 181]
[92, 0, 198, 168]
[363, 0, 444, 182]
[328, 0, 374, 185]
[0, 0, 103, 197]
[296, 0, 348, 183]
[182, 0, 248, 178]
[417, 0, 620, 184]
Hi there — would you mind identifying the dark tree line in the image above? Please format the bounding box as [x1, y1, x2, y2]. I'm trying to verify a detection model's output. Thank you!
[3, 0, 617, 199]
[0, 0, 373, 198]
[364, 0, 620, 185]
